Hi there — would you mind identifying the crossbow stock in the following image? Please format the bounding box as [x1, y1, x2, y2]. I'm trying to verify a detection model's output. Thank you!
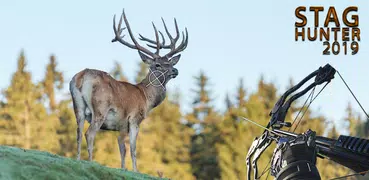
[245, 64, 369, 180]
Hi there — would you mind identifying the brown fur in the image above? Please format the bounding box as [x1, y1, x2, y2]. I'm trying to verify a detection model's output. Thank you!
[70, 67, 168, 171]
[74, 69, 86, 91]
[76, 69, 148, 125]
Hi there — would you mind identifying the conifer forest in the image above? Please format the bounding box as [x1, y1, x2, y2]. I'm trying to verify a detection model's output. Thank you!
[0, 51, 368, 180]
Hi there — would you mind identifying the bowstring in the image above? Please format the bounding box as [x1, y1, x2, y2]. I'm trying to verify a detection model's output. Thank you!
[337, 71, 369, 120]
[327, 71, 369, 180]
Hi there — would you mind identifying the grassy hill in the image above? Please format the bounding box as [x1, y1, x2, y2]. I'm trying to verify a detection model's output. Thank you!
[0, 146, 165, 180]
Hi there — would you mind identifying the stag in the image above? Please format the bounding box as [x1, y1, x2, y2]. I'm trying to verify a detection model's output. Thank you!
[69, 9, 188, 172]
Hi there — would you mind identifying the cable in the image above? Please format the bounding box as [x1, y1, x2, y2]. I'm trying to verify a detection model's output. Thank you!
[288, 88, 314, 131]
[292, 82, 329, 133]
[265, 169, 270, 180]
[257, 157, 272, 179]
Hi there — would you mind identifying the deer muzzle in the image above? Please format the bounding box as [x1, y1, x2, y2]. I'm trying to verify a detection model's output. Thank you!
[171, 68, 179, 78]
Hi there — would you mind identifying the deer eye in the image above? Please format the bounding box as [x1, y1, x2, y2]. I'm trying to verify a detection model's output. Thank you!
[155, 64, 161, 68]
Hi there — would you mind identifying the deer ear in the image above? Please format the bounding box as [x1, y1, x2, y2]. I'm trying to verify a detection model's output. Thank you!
[139, 51, 154, 64]
[170, 54, 181, 65]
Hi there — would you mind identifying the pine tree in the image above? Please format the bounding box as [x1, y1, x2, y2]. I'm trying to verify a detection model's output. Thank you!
[236, 78, 246, 108]
[355, 115, 366, 137]
[2, 51, 35, 148]
[0, 51, 49, 149]
[257, 76, 278, 111]
[57, 99, 78, 157]
[187, 71, 221, 180]
[140, 97, 194, 179]
[344, 102, 360, 136]
[364, 118, 369, 138]
[135, 61, 148, 83]
[0, 97, 10, 144]
[168, 87, 182, 106]
[328, 125, 338, 139]
[190, 70, 213, 121]
[216, 100, 247, 179]
[224, 93, 233, 111]
[110, 61, 128, 81]
[42, 55, 64, 111]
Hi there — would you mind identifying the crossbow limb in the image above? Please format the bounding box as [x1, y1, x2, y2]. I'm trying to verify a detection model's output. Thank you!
[268, 64, 336, 129]
[245, 63, 369, 180]
[246, 132, 272, 180]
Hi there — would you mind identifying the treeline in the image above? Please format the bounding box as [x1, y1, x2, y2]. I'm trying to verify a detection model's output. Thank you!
[0, 51, 368, 180]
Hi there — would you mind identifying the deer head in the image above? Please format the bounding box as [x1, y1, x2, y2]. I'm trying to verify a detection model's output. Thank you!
[111, 10, 188, 85]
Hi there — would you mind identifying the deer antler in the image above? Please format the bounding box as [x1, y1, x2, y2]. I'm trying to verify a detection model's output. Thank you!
[112, 9, 160, 59]
[135, 17, 189, 58]
[139, 31, 166, 50]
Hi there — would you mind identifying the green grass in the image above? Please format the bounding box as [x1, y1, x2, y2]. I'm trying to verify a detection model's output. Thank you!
[0, 146, 165, 180]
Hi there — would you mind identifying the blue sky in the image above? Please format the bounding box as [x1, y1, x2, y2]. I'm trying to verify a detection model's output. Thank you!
[0, 0, 368, 134]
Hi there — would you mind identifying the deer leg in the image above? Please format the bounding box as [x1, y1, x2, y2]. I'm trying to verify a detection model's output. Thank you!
[71, 93, 86, 160]
[118, 120, 129, 170]
[85, 112, 106, 161]
[129, 123, 140, 172]
[76, 115, 85, 160]
[117, 131, 127, 170]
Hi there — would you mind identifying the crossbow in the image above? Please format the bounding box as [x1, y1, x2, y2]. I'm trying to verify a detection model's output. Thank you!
[245, 64, 369, 180]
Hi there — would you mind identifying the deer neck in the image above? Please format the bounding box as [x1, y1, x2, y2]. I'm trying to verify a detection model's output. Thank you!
[137, 75, 167, 111]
